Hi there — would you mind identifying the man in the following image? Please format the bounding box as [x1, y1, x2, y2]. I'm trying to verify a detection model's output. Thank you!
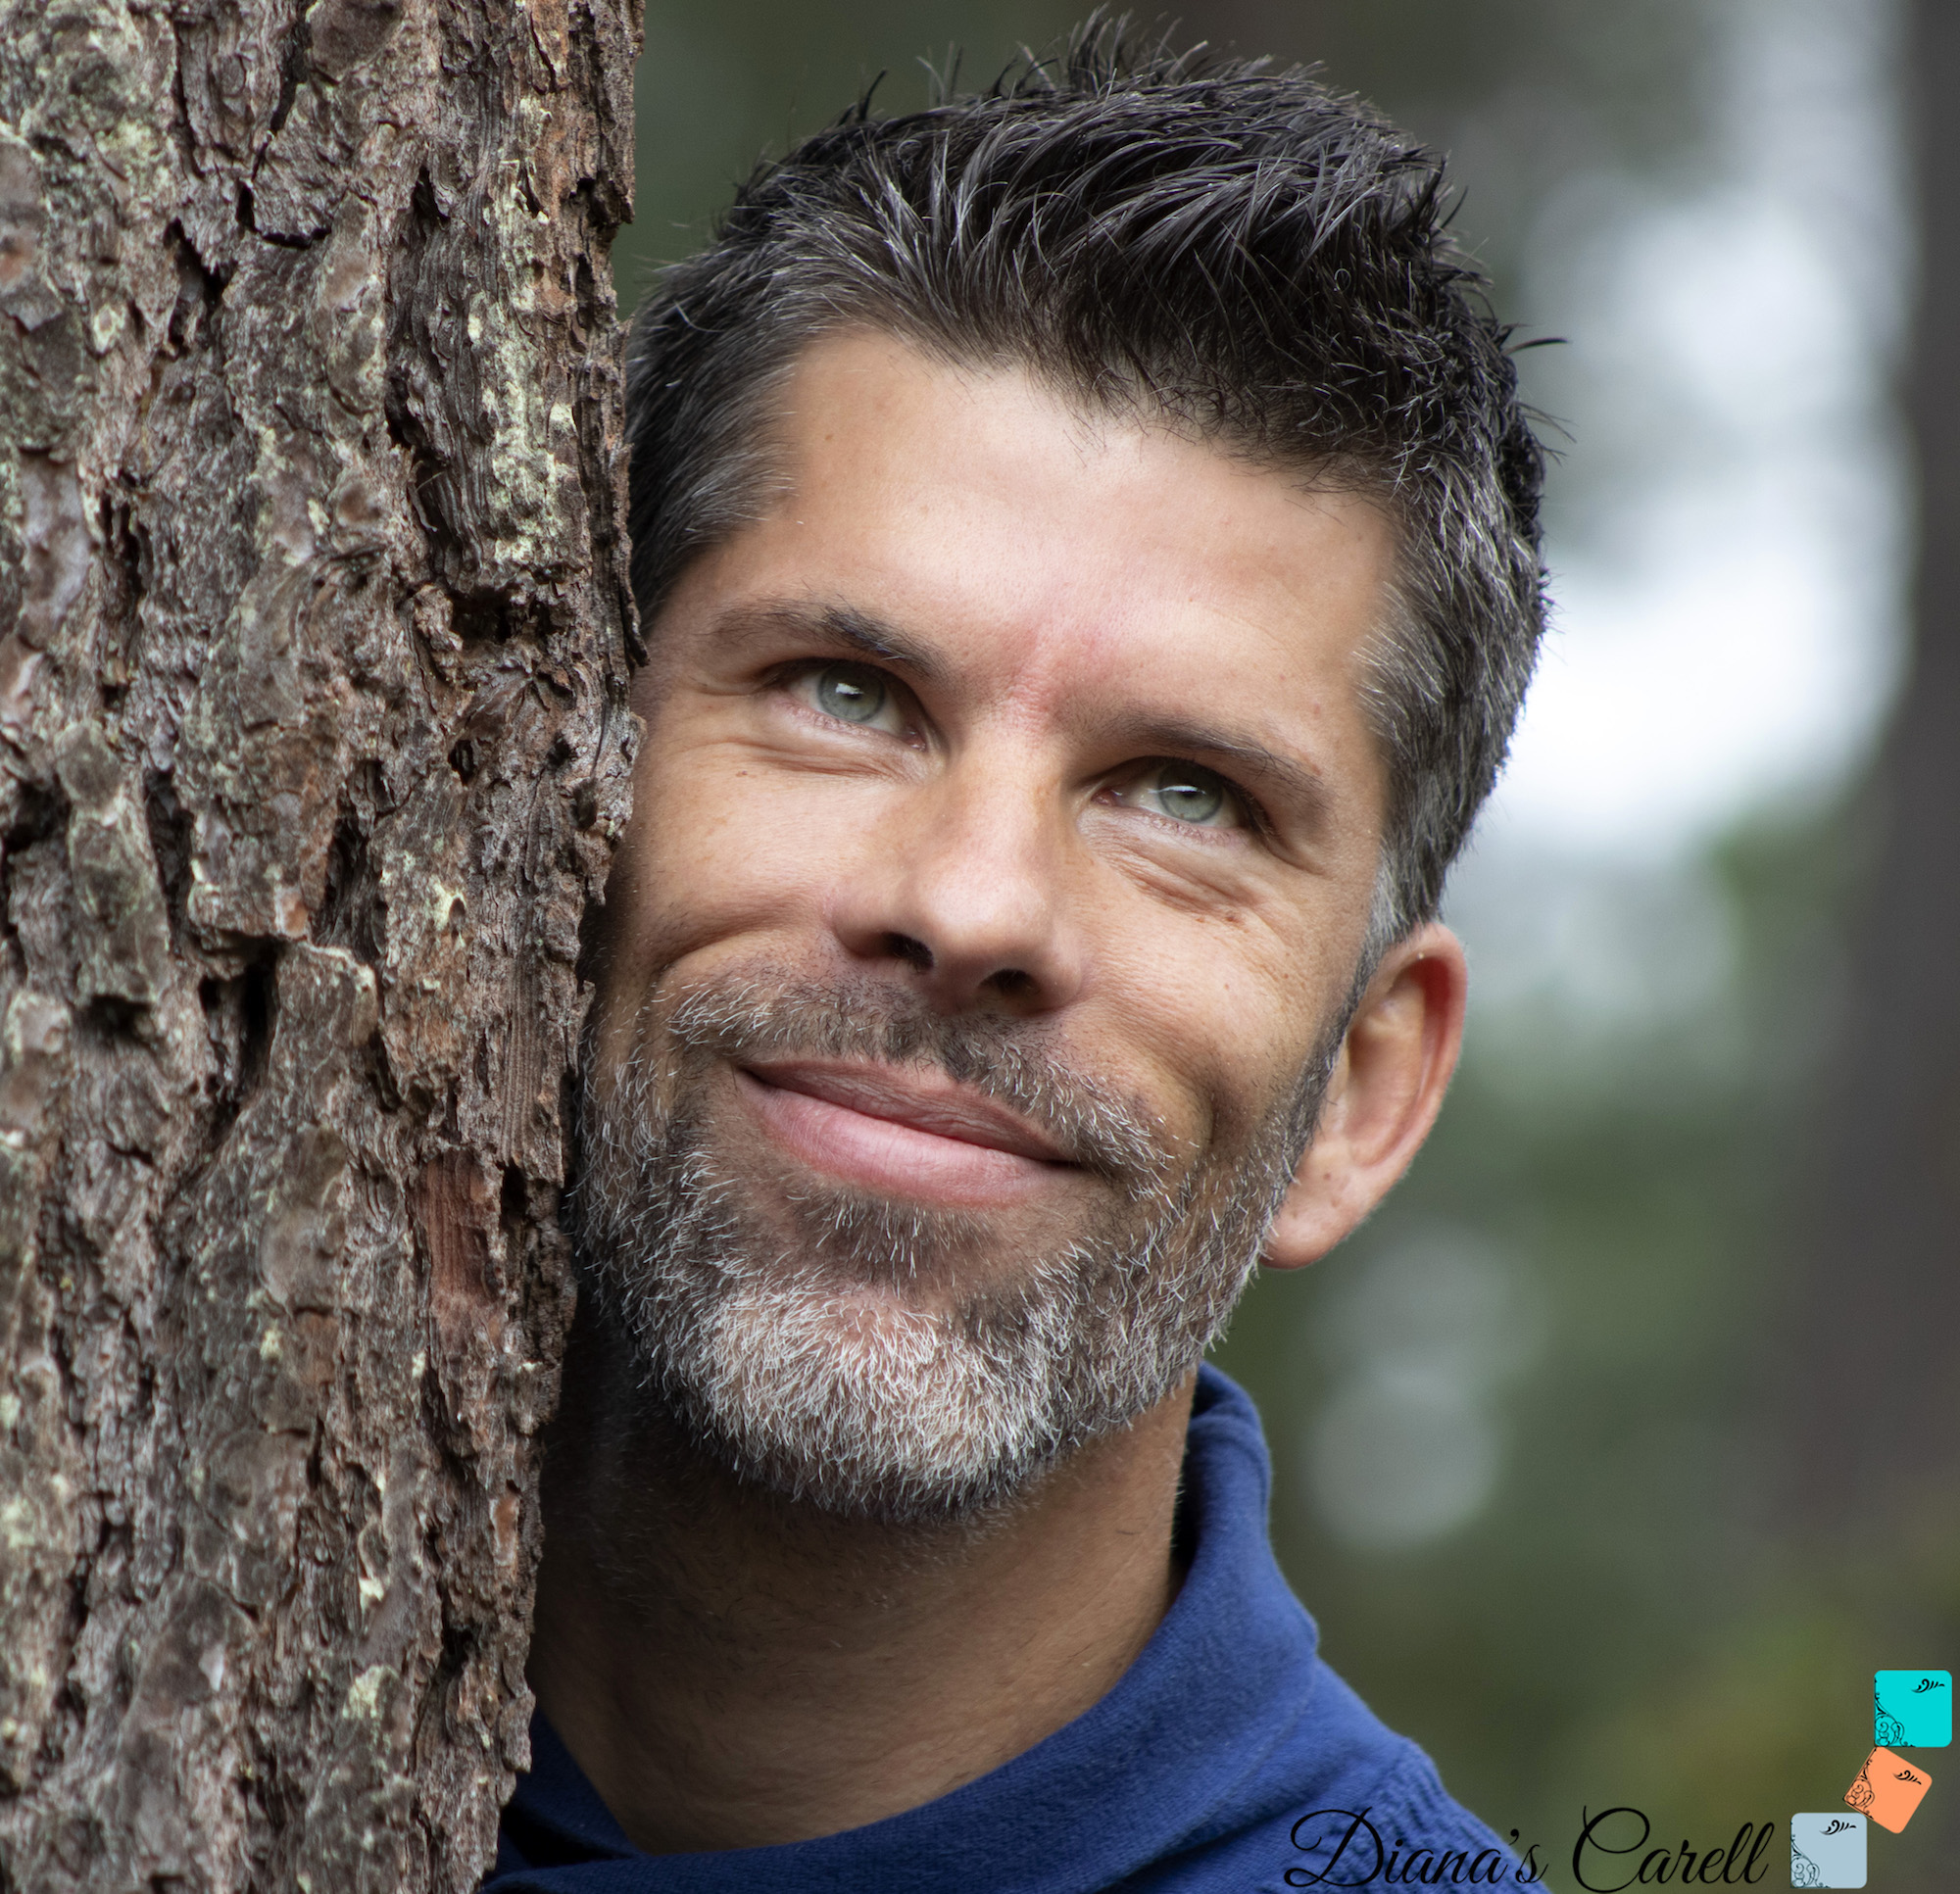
[491, 27, 1547, 1892]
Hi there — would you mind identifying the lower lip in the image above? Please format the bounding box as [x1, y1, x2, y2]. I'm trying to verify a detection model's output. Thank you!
[734, 1069, 1061, 1205]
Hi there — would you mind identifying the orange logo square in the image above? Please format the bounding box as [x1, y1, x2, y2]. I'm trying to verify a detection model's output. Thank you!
[1844, 1746, 1932, 1833]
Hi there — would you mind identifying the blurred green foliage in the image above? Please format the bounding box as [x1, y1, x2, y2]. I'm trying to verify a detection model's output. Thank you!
[616, 3, 1947, 1886]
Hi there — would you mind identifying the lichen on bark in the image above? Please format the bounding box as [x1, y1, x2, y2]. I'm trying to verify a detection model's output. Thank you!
[0, 0, 640, 1883]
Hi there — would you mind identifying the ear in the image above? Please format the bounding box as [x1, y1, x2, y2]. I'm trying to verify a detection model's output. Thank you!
[1260, 921, 1468, 1270]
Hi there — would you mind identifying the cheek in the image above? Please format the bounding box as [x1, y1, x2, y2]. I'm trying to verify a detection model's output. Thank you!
[1090, 909, 1346, 1153]
[603, 744, 876, 978]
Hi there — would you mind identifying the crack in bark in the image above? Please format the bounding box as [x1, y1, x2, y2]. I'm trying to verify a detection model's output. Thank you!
[235, 180, 319, 251]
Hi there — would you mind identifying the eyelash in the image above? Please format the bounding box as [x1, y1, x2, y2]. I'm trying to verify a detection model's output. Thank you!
[772, 659, 1270, 839]
[1117, 766, 1271, 844]
[770, 660, 920, 734]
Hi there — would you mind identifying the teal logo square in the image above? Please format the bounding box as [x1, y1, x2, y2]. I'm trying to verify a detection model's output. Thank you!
[1789, 1813, 1865, 1887]
[1874, 1670, 1951, 1747]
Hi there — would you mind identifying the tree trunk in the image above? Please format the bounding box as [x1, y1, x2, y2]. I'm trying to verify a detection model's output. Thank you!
[1781, 0, 1960, 1522]
[0, 0, 639, 1881]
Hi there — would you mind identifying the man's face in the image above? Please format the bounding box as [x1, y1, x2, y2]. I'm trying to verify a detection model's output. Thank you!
[578, 331, 1397, 1521]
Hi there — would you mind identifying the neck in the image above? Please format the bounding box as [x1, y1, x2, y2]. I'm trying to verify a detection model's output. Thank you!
[526, 1309, 1195, 1854]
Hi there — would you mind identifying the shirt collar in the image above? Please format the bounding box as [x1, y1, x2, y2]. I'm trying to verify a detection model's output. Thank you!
[498, 1366, 1326, 1892]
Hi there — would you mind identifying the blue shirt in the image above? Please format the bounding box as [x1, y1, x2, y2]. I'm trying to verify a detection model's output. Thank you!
[488, 1367, 1537, 1892]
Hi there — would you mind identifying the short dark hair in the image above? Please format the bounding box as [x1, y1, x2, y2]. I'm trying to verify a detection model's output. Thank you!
[622, 23, 1547, 950]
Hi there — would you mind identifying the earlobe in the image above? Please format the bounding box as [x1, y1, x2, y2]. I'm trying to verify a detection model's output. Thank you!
[1259, 923, 1468, 1271]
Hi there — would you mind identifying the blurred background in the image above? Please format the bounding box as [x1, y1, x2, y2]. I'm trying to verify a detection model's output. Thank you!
[617, 1, 1957, 1882]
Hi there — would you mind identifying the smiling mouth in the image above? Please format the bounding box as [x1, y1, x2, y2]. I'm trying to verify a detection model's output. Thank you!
[734, 1059, 1073, 1204]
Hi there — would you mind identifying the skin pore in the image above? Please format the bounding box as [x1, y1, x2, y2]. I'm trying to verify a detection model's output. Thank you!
[527, 331, 1469, 1853]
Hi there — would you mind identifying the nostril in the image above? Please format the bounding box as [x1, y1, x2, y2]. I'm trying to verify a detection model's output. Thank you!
[987, 968, 1035, 999]
[885, 932, 935, 972]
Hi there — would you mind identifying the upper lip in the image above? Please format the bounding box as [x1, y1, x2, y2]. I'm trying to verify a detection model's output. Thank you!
[739, 1059, 1072, 1164]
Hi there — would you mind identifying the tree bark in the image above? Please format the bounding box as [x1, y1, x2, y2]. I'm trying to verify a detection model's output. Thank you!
[0, 0, 639, 1882]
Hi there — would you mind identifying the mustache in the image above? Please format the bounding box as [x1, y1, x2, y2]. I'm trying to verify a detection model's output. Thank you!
[654, 975, 1179, 1187]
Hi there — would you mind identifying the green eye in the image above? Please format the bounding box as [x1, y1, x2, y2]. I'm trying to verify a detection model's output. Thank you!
[812, 663, 891, 726]
[1145, 763, 1233, 827]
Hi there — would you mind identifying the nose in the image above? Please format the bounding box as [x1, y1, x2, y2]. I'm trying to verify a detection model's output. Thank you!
[826, 758, 1088, 1014]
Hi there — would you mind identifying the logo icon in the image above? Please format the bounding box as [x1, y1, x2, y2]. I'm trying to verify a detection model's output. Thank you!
[1843, 1748, 1931, 1834]
[1789, 1813, 1866, 1888]
[1873, 1671, 1950, 1749]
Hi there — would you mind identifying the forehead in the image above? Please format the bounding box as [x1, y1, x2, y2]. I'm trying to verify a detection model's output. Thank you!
[666, 330, 1396, 811]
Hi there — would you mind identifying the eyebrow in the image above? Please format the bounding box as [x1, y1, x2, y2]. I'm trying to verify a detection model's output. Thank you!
[719, 600, 951, 686]
[1107, 714, 1335, 830]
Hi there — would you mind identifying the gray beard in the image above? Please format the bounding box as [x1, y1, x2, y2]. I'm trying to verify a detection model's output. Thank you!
[571, 977, 1335, 1526]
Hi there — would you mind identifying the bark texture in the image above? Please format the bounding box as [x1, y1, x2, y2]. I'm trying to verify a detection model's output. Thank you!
[0, 0, 639, 1882]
